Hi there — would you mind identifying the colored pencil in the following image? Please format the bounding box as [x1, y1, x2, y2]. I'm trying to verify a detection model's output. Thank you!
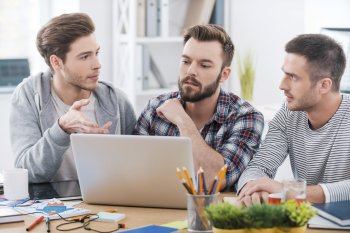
[198, 168, 203, 195]
[214, 164, 228, 194]
[176, 167, 184, 180]
[201, 168, 208, 195]
[183, 166, 196, 194]
[208, 175, 218, 195]
[181, 179, 193, 194]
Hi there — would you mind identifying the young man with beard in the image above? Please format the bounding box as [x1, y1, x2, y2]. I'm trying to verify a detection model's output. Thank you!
[134, 25, 264, 191]
[10, 13, 136, 183]
[238, 34, 350, 205]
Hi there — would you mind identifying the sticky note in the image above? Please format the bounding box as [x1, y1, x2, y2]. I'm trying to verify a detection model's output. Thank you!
[96, 212, 125, 222]
[161, 220, 187, 229]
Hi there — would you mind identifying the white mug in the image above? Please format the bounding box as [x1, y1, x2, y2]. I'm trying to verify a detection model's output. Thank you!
[3, 168, 29, 200]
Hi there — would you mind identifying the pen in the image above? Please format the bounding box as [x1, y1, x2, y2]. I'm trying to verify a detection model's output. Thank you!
[26, 215, 44, 231]
[45, 217, 50, 233]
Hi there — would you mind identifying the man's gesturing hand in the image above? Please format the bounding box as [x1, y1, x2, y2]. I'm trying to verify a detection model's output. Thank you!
[58, 99, 112, 134]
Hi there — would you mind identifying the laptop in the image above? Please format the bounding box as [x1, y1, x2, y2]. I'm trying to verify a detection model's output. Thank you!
[71, 134, 195, 209]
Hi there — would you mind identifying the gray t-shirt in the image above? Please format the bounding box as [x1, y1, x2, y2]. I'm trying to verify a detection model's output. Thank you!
[51, 86, 97, 181]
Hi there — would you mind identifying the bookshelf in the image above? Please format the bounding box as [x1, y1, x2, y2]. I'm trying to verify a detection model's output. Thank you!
[112, 0, 231, 114]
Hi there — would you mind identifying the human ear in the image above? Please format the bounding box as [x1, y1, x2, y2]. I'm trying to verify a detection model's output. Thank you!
[50, 55, 63, 71]
[319, 78, 332, 94]
[220, 67, 231, 82]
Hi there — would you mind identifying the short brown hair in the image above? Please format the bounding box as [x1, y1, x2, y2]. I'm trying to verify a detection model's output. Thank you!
[36, 13, 95, 70]
[183, 24, 234, 67]
[285, 34, 346, 92]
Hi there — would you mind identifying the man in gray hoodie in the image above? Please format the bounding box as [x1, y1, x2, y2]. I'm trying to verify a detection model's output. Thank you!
[9, 13, 136, 183]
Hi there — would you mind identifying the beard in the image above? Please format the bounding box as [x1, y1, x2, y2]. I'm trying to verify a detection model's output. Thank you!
[63, 66, 98, 92]
[286, 86, 318, 111]
[178, 73, 221, 102]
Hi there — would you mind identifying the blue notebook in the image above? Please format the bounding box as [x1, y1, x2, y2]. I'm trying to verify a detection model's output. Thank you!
[313, 201, 350, 226]
[120, 224, 178, 233]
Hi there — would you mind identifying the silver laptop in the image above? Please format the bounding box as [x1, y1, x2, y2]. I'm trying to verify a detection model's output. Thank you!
[71, 134, 195, 209]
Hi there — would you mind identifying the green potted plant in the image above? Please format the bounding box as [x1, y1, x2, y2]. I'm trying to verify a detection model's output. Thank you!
[238, 53, 255, 102]
[205, 200, 317, 233]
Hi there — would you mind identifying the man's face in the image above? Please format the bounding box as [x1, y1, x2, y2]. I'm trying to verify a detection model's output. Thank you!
[58, 34, 101, 91]
[279, 53, 320, 111]
[178, 38, 225, 102]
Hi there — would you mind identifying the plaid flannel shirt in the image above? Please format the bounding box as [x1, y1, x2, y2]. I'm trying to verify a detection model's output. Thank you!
[134, 89, 264, 191]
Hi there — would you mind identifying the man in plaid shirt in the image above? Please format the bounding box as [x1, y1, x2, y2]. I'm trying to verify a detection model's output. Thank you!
[134, 25, 264, 191]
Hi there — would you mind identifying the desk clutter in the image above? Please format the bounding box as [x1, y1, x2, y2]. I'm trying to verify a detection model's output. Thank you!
[16, 198, 90, 220]
[176, 165, 227, 232]
[0, 197, 128, 232]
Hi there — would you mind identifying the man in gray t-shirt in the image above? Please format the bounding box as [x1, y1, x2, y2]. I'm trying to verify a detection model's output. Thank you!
[10, 13, 136, 183]
[238, 34, 350, 205]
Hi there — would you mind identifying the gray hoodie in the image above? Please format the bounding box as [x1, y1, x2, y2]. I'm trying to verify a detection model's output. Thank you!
[10, 71, 136, 183]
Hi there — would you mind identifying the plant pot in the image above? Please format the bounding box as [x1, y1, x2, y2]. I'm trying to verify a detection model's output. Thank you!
[212, 225, 306, 233]
[277, 225, 307, 233]
[213, 227, 246, 233]
[248, 227, 277, 233]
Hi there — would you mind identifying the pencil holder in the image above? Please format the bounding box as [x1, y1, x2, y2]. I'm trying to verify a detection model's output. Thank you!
[187, 193, 219, 232]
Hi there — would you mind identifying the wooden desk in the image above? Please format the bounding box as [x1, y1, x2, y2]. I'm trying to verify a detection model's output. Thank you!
[0, 202, 344, 233]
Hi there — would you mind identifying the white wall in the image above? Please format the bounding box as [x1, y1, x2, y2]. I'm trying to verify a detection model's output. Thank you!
[305, 0, 350, 33]
[230, 0, 305, 106]
[0, 94, 14, 171]
[79, 0, 114, 83]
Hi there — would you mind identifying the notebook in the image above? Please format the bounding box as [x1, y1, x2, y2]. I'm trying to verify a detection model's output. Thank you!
[308, 215, 350, 230]
[71, 134, 195, 209]
[312, 201, 350, 226]
[120, 224, 179, 233]
[0, 207, 24, 224]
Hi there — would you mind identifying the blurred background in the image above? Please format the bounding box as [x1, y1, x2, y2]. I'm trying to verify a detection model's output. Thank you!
[1, 0, 349, 180]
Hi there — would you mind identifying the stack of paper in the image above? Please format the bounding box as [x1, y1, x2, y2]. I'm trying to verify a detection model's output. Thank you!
[0, 173, 3, 195]
[0, 206, 24, 224]
[308, 215, 350, 230]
